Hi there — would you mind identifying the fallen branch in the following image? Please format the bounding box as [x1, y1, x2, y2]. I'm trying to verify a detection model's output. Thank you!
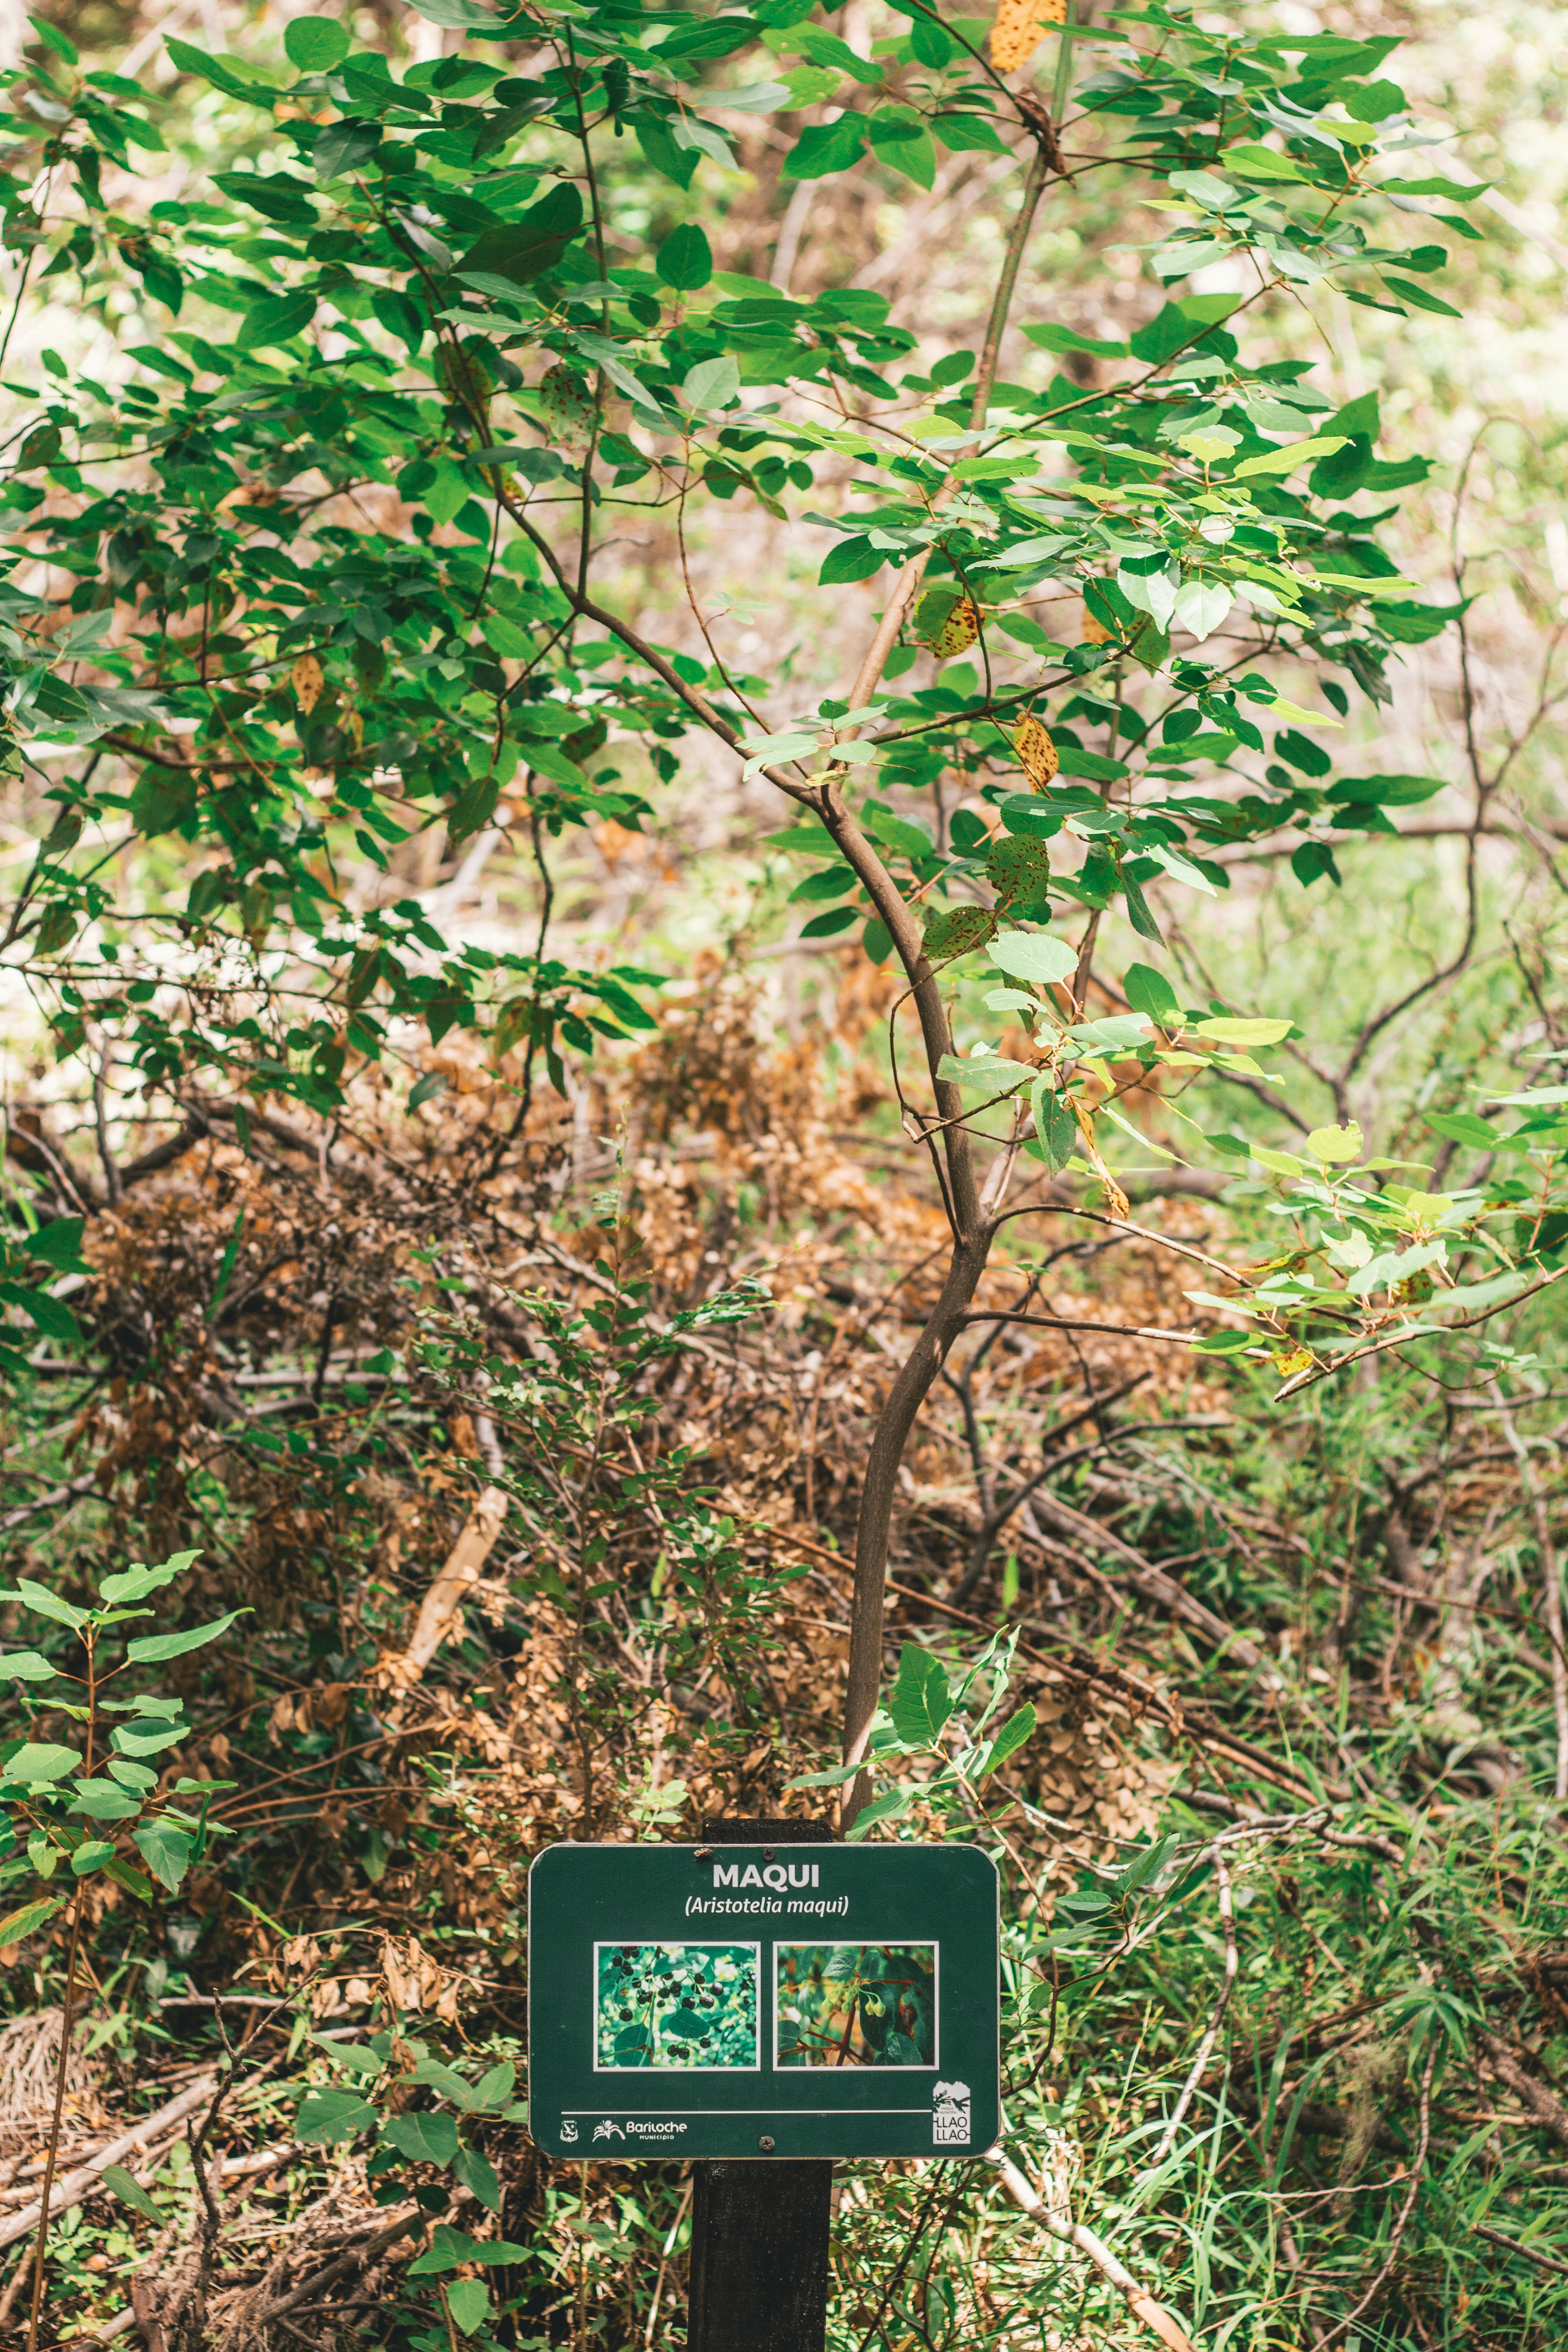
[1479, 2031, 1568, 2153]
[1471, 2221, 1568, 2278]
[1024, 1490, 1265, 1669]
[0, 2072, 218, 2252]
[373, 1486, 508, 1695]
[987, 2147, 1200, 2352]
[242, 2203, 421, 2326]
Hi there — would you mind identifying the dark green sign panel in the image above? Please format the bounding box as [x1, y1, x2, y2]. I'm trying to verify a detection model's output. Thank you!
[528, 1842, 999, 2160]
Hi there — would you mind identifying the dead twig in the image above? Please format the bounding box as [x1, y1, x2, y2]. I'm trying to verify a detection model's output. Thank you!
[987, 2146, 1200, 2352]
[1143, 1848, 1238, 2172]
[0, 2073, 219, 2254]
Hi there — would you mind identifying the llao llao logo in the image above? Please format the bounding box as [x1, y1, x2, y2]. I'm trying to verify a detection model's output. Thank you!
[932, 2080, 971, 2147]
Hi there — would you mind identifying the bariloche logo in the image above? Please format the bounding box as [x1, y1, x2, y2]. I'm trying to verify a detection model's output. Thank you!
[932, 2080, 972, 2147]
[594, 2118, 627, 2142]
[560, 2119, 579, 2144]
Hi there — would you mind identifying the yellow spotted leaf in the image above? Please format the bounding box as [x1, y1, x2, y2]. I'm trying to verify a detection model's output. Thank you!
[292, 654, 324, 714]
[932, 596, 979, 661]
[538, 364, 596, 450]
[439, 341, 494, 413]
[990, 0, 1067, 72]
[1014, 713, 1059, 790]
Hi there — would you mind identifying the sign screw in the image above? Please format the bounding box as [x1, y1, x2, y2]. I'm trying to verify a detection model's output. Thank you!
[758, 2136, 775, 2153]
[762, 1847, 775, 1861]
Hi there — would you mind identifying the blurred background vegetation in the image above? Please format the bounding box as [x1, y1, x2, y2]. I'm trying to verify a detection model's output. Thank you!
[0, 0, 1566, 2347]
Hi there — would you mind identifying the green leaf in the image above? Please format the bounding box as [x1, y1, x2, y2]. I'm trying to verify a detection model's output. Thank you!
[988, 932, 1077, 986]
[71, 1839, 117, 1877]
[682, 355, 739, 411]
[978, 1702, 1037, 1777]
[1196, 1017, 1292, 1047]
[0, 1893, 66, 1944]
[866, 111, 936, 190]
[656, 223, 714, 290]
[1031, 1077, 1078, 1174]
[936, 1053, 1035, 1094]
[108, 1555, 209, 1613]
[455, 2144, 503, 2213]
[22, 1217, 85, 1273]
[818, 536, 885, 585]
[104, 1857, 156, 1901]
[1232, 435, 1347, 478]
[13, 1290, 79, 1344]
[111, 1722, 187, 1756]
[888, 1644, 954, 1745]
[1220, 141, 1306, 180]
[1306, 1123, 1364, 1164]
[130, 767, 197, 837]
[406, 0, 505, 23]
[164, 38, 280, 105]
[1123, 962, 1181, 1025]
[446, 2280, 492, 2335]
[1424, 1111, 1496, 1150]
[126, 1609, 247, 1666]
[1069, 1015, 1154, 1054]
[312, 119, 381, 181]
[30, 12, 78, 63]
[234, 290, 317, 351]
[458, 186, 584, 285]
[210, 172, 318, 228]
[782, 117, 867, 179]
[102, 2163, 162, 2221]
[472, 2060, 518, 2111]
[381, 2111, 461, 2166]
[132, 1819, 194, 1893]
[408, 2225, 529, 2277]
[1022, 323, 1127, 360]
[284, 19, 349, 69]
[1382, 274, 1461, 318]
[0, 1651, 57, 1683]
[1375, 600, 1467, 644]
[1328, 773, 1444, 806]
[1114, 1833, 1177, 1897]
[842, 1785, 915, 1841]
[410, 2059, 482, 2109]
[70, 1780, 144, 1821]
[297, 2087, 379, 2145]
[1, 1742, 82, 1784]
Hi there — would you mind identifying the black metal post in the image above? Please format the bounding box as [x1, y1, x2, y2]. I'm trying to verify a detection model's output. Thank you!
[686, 1817, 835, 2352]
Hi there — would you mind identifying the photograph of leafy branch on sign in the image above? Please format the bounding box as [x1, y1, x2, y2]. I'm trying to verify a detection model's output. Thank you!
[594, 1943, 759, 2071]
[775, 1945, 938, 2068]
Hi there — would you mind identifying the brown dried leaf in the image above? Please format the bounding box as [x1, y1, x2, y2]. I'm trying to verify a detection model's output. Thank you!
[292, 654, 324, 714]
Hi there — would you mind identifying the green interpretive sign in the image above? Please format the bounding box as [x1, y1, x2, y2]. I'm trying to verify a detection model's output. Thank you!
[527, 1841, 1000, 2160]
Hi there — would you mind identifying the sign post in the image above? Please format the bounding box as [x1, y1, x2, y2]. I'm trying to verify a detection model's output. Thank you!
[689, 1818, 834, 2352]
[527, 1818, 1000, 2351]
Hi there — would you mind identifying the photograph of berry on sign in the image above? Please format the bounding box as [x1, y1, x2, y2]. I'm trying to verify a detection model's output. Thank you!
[528, 1842, 1000, 2160]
